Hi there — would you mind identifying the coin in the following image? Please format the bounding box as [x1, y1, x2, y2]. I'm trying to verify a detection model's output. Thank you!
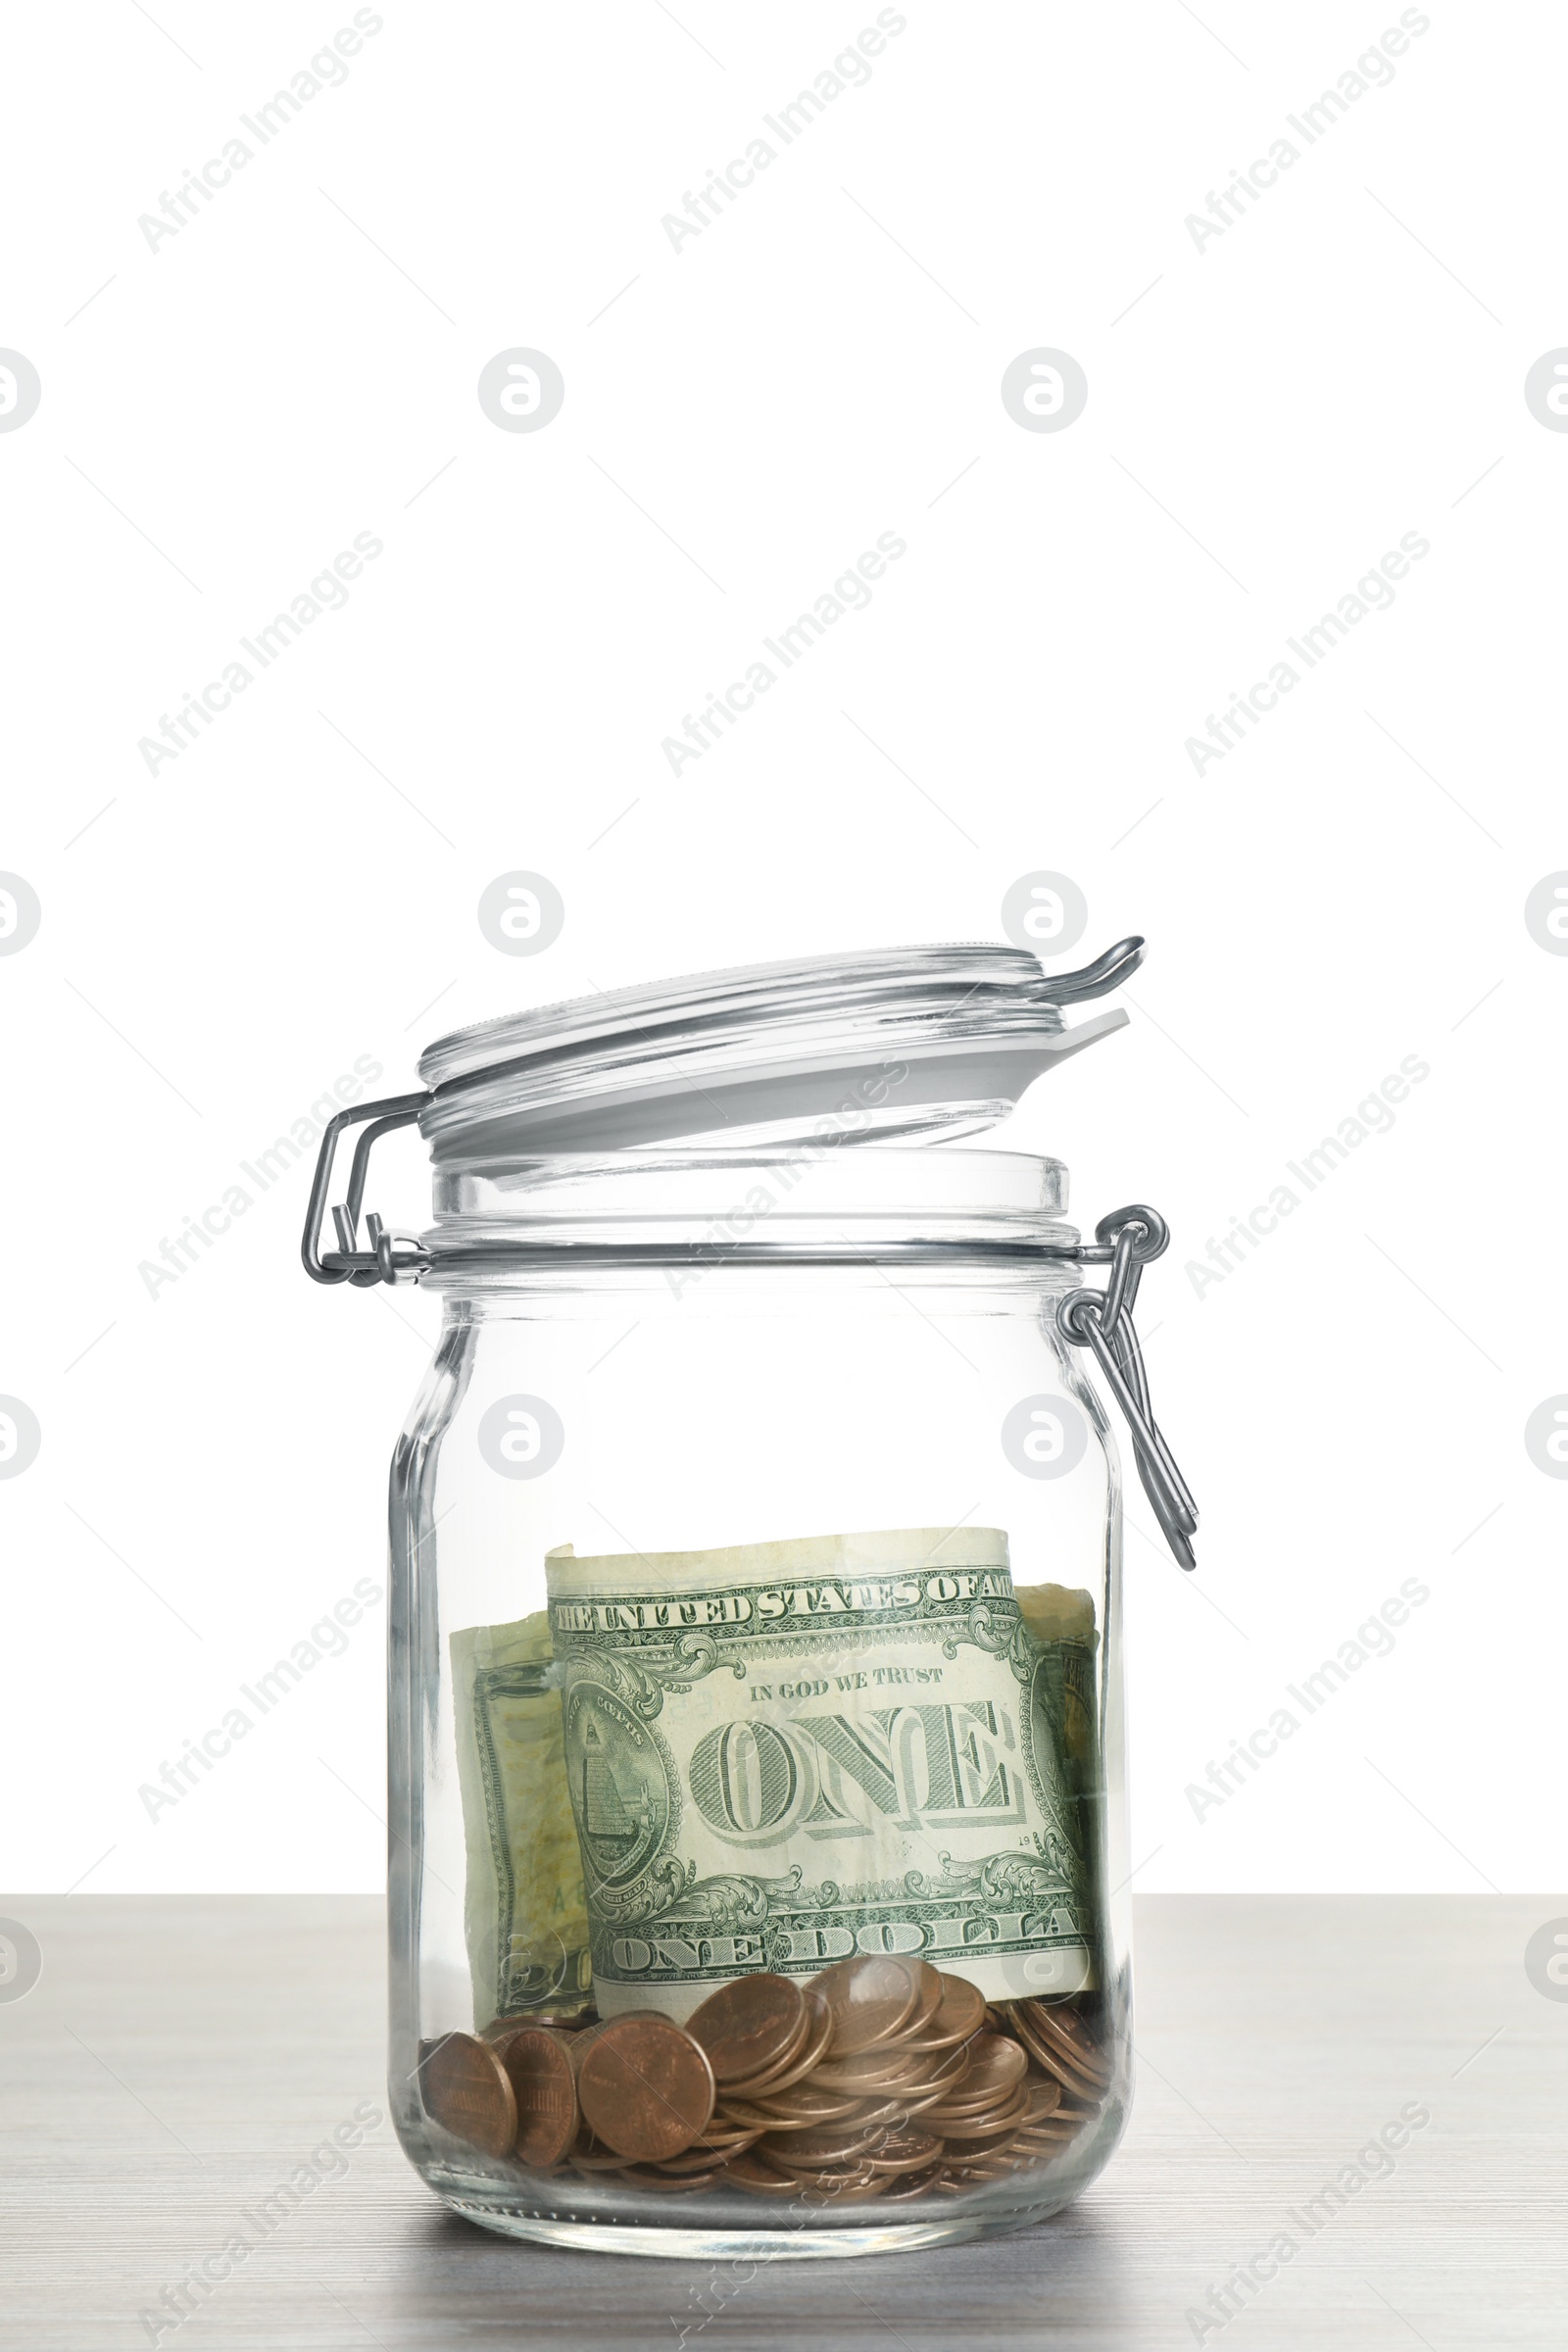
[500, 2026, 579, 2169]
[902, 1971, 987, 2052]
[941, 2109, 1031, 2159]
[760, 2119, 880, 2169]
[481, 2008, 591, 2043]
[862, 2128, 943, 2177]
[806, 2048, 920, 2091]
[1008, 2010, 1102, 2099]
[734, 2080, 867, 2128]
[894, 1962, 945, 2041]
[952, 2032, 1027, 2098]
[724, 2150, 803, 2195]
[419, 2032, 517, 2158]
[656, 2132, 762, 2175]
[576, 2014, 716, 2162]
[1011, 1999, 1110, 2083]
[879, 2164, 944, 2201]
[724, 1987, 831, 2099]
[686, 1973, 806, 2085]
[812, 1954, 919, 2054]
[612, 2164, 716, 2193]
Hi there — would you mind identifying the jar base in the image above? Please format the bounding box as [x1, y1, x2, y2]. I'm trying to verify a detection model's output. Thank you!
[441, 2199, 1017, 2260]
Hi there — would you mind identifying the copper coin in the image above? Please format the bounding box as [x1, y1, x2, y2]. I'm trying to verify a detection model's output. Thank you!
[940, 2103, 1031, 2158]
[954, 2032, 1027, 2098]
[1010, 2017, 1102, 2100]
[714, 2011, 812, 2104]
[1027, 1996, 1103, 2053]
[613, 2164, 716, 2193]
[741, 2080, 869, 2128]
[776, 2159, 884, 2201]
[686, 1973, 807, 2086]
[760, 2117, 882, 2167]
[807, 2034, 942, 2089]
[576, 2014, 715, 2162]
[878, 2164, 944, 2201]
[1023, 2077, 1062, 2122]
[481, 2008, 590, 2043]
[902, 1972, 987, 2052]
[499, 2026, 579, 2169]
[1012, 1999, 1108, 2077]
[420, 2032, 517, 2158]
[1020, 2009, 1108, 2084]
[725, 2150, 803, 2195]
[862, 2128, 943, 2177]
[812, 1954, 919, 2054]
[725, 1987, 831, 2099]
[892, 1962, 945, 2041]
[657, 2132, 762, 2175]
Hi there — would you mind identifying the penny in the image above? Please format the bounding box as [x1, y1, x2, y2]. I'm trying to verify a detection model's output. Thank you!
[481, 2009, 590, 2043]
[499, 2026, 579, 2169]
[894, 1962, 946, 2042]
[724, 2150, 802, 2195]
[566, 2136, 634, 2172]
[922, 2096, 1021, 2138]
[725, 1988, 831, 2099]
[1022, 2015, 1109, 2085]
[1025, 1997, 1105, 2061]
[807, 2034, 950, 2090]
[760, 2119, 879, 2168]
[419, 2032, 517, 2158]
[724, 2090, 859, 2132]
[878, 2164, 944, 2201]
[951, 2032, 1027, 2098]
[1023, 2077, 1062, 2121]
[686, 1973, 806, 2086]
[738, 2081, 867, 2128]
[1010, 2002, 1108, 2089]
[576, 2014, 715, 2162]
[1009, 2018, 1102, 2100]
[656, 2132, 762, 2175]
[940, 2102, 1031, 2158]
[812, 1954, 919, 2054]
[780, 2159, 883, 2201]
[862, 2128, 943, 2176]
[902, 1971, 987, 2052]
[612, 2164, 715, 2193]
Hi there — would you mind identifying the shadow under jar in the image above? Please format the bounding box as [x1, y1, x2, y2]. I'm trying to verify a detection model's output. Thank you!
[301, 941, 1197, 2258]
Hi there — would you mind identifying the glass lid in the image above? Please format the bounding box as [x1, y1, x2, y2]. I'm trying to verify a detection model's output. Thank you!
[416, 936, 1146, 1160]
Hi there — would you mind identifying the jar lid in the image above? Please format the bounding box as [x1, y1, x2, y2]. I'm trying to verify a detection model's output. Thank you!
[416, 936, 1144, 1160]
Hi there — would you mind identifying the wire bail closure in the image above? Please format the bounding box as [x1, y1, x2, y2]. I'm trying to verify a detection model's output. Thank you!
[301, 1092, 432, 1287]
[301, 1108, 1199, 1565]
[1057, 1204, 1199, 1571]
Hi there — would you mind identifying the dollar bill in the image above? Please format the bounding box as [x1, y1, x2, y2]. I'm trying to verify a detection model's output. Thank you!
[544, 1526, 1096, 2021]
[450, 1610, 591, 2028]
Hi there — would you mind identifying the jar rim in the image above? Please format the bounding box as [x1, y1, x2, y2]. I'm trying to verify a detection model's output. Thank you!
[417, 1142, 1081, 1272]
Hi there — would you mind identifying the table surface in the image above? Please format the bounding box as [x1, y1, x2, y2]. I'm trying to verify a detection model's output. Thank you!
[2, 1893, 1562, 2350]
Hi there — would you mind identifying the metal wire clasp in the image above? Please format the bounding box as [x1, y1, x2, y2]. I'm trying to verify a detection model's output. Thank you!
[1057, 1204, 1199, 1570]
[301, 1092, 433, 1286]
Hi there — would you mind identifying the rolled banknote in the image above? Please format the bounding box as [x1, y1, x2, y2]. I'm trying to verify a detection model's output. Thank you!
[543, 1526, 1095, 2021]
[1014, 1579, 1104, 1917]
[449, 1610, 591, 2029]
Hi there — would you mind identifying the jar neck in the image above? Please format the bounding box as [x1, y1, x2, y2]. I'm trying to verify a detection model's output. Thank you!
[417, 1144, 1076, 1274]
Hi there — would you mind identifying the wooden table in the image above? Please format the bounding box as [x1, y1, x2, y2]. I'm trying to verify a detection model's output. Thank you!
[3, 1894, 1561, 2348]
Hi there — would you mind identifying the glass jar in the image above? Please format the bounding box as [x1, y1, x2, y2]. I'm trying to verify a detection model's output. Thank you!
[302, 941, 1196, 2258]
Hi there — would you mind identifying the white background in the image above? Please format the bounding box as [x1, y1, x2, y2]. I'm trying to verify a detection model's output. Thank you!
[2, 0, 1562, 1897]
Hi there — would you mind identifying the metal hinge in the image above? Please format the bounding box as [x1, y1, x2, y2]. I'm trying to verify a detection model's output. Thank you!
[301, 1092, 432, 1287]
[1057, 1204, 1199, 1570]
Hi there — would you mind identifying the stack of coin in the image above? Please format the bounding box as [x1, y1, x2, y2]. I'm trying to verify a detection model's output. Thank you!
[419, 1968, 1115, 2204]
